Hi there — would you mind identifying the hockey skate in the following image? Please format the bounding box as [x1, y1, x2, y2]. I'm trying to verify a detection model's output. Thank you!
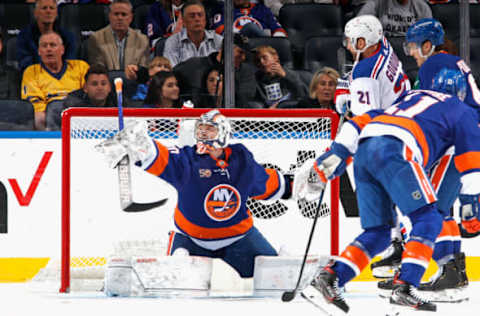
[389, 278, 436, 312]
[371, 239, 403, 278]
[309, 266, 349, 313]
[377, 277, 394, 299]
[418, 252, 469, 303]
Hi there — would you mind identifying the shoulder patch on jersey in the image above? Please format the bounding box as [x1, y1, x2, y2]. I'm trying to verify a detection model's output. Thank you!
[204, 184, 241, 221]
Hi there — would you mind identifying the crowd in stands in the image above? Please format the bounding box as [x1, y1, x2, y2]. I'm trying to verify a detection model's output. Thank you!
[0, 0, 478, 131]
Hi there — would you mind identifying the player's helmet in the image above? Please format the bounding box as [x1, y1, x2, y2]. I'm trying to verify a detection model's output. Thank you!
[344, 15, 383, 53]
[432, 68, 467, 102]
[194, 110, 231, 150]
[404, 18, 444, 56]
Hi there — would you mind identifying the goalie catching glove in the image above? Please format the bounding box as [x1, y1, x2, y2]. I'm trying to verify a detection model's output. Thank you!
[95, 120, 157, 168]
[293, 158, 326, 202]
[460, 194, 480, 234]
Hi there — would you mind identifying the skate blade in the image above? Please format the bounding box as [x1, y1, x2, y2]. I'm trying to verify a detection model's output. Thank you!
[371, 266, 397, 278]
[301, 285, 342, 315]
[420, 288, 469, 303]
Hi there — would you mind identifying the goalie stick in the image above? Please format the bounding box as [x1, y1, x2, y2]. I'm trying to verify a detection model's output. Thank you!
[114, 78, 168, 212]
[281, 188, 326, 302]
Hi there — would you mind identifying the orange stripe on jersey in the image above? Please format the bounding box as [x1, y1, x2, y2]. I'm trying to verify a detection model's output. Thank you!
[402, 240, 433, 264]
[252, 168, 280, 200]
[430, 155, 451, 192]
[174, 207, 253, 239]
[373, 115, 429, 166]
[454, 152, 480, 173]
[437, 220, 451, 239]
[410, 161, 436, 204]
[340, 245, 370, 271]
[145, 140, 169, 176]
[446, 219, 461, 237]
[404, 145, 413, 161]
[166, 231, 175, 255]
[351, 113, 373, 130]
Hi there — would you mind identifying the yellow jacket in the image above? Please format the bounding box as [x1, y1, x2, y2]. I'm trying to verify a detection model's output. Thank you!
[21, 60, 89, 112]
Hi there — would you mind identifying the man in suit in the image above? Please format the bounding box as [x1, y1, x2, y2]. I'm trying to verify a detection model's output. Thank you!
[87, 0, 150, 71]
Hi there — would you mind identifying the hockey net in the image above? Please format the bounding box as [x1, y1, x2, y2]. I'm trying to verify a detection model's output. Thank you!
[38, 108, 340, 293]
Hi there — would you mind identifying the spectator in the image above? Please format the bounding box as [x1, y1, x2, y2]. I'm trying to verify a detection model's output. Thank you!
[213, 0, 287, 37]
[143, 71, 181, 107]
[297, 67, 339, 109]
[173, 34, 256, 107]
[21, 32, 89, 130]
[17, 0, 77, 72]
[163, 0, 223, 67]
[253, 45, 305, 108]
[196, 67, 223, 107]
[131, 56, 173, 101]
[145, 0, 185, 45]
[46, 64, 116, 130]
[87, 0, 150, 71]
[357, 0, 432, 37]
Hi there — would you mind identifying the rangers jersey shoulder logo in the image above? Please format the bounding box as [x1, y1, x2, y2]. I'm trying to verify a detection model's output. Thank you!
[204, 184, 241, 221]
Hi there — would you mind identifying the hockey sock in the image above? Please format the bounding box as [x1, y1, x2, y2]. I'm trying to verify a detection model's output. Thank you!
[334, 226, 390, 287]
[400, 204, 443, 287]
[432, 219, 455, 266]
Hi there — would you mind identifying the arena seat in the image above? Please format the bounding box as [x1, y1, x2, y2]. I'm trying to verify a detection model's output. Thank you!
[430, 4, 460, 42]
[248, 37, 294, 69]
[5, 37, 21, 99]
[0, 3, 35, 40]
[0, 99, 34, 130]
[303, 36, 344, 73]
[59, 4, 109, 42]
[279, 4, 344, 66]
[470, 5, 480, 37]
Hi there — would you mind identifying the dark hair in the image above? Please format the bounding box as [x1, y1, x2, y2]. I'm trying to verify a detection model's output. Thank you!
[181, 0, 205, 16]
[84, 64, 109, 83]
[144, 71, 179, 106]
[435, 38, 458, 56]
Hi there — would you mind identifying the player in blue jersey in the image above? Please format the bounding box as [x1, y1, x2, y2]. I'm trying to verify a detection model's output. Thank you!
[295, 89, 480, 313]
[374, 18, 480, 302]
[96, 110, 293, 279]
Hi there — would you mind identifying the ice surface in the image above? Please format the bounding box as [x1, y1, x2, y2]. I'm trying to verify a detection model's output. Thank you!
[2, 281, 478, 316]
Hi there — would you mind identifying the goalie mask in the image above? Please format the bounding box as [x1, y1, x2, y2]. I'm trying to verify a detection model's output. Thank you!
[194, 110, 231, 154]
[343, 15, 383, 56]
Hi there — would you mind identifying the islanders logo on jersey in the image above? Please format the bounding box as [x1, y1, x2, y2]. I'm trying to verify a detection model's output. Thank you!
[233, 16, 263, 33]
[204, 184, 241, 221]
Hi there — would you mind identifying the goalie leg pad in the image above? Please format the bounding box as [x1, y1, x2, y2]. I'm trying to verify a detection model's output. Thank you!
[253, 255, 330, 294]
[104, 257, 142, 297]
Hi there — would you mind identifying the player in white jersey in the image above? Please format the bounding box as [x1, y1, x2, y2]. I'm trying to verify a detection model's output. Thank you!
[334, 15, 411, 117]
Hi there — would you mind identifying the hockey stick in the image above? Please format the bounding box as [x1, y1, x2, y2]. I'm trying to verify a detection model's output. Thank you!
[282, 187, 326, 302]
[114, 78, 168, 212]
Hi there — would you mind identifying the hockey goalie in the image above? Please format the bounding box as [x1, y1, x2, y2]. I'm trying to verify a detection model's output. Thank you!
[95, 109, 325, 296]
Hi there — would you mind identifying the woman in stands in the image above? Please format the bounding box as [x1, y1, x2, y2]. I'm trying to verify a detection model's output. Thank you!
[143, 71, 180, 108]
[297, 67, 340, 109]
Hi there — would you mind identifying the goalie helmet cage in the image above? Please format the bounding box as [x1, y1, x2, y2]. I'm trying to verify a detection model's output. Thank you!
[60, 108, 340, 293]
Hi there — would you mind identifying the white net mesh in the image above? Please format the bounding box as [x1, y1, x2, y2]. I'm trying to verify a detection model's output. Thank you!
[50, 109, 339, 292]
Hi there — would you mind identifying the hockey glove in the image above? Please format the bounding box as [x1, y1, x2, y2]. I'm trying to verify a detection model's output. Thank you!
[95, 120, 157, 167]
[314, 142, 351, 181]
[459, 194, 480, 234]
[293, 158, 326, 202]
[334, 78, 351, 115]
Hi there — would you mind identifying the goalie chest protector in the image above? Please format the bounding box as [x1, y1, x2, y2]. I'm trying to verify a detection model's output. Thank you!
[144, 142, 285, 241]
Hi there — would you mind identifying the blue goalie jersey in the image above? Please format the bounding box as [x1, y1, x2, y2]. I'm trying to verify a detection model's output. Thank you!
[142, 142, 287, 244]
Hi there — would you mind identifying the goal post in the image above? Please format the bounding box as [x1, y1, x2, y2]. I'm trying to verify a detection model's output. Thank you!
[59, 108, 340, 293]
